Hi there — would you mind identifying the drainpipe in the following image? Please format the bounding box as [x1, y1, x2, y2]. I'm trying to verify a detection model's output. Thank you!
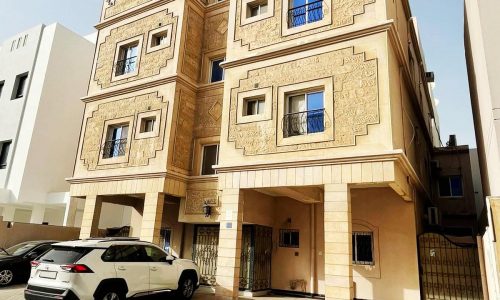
[310, 203, 316, 294]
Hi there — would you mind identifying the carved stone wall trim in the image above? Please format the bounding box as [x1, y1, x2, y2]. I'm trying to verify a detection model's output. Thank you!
[97, 0, 175, 29]
[185, 189, 220, 214]
[227, 47, 379, 155]
[233, 0, 376, 51]
[171, 88, 197, 171]
[181, 6, 205, 82]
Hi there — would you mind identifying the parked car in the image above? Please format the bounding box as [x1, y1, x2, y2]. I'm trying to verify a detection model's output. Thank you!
[0, 240, 55, 286]
[25, 238, 200, 300]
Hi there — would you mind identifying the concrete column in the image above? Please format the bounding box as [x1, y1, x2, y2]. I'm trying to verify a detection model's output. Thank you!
[130, 205, 143, 238]
[63, 197, 79, 227]
[2, 206, 15, 222]
[30, 205, 46, 224]
[140, 193, 164, 245]
[215, 188, 244, 300]
[324, 184, 353, 300]
[79, 195, 103, 239]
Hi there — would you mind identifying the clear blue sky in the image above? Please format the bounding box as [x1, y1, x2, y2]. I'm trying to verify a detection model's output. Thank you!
[0, 0, 476, 147]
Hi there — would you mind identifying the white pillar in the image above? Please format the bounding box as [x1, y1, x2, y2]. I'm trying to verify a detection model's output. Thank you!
[63, 197, 79, 227]
[30, 204, 46, 224]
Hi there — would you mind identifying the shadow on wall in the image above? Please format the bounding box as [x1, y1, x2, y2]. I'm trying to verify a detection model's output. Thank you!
[0, 216, 80, 248]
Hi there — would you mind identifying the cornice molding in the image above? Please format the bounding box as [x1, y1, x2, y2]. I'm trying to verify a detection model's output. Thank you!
[66, 170, 219, 185]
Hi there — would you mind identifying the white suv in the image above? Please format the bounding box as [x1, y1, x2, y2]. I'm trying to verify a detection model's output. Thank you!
[24, 238, 200, 300]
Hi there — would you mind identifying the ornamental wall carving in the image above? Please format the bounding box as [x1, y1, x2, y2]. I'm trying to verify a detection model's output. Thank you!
[234, 0, 375, 50]
[171, 88, 197, 171]
[80, 92, 167, 170]
[203, 11, 229, 52]
[181, 7, 204, 82]
[195, 88, 223, 138]
[94, 10, 178, 89]
[228, 47, 379, 155]
[185, 189, 220, 214]
[104, 0, 154, 19]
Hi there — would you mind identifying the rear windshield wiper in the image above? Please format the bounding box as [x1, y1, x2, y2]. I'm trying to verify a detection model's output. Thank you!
[0, 248, 9, 255]
[42, 258, 54, 262]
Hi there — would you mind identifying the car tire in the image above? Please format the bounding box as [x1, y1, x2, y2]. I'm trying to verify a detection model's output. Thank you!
[0, 269, 14, 286]
[94, 287, 125, 300]
[176, 275, 196, 300]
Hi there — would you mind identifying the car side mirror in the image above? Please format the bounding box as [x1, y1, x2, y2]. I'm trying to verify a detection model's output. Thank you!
[160, 256, 173, 264]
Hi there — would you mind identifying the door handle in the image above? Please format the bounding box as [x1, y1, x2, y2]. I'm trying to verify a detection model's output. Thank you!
[150, 267, 158, 271]
[117, 266, 126, 271]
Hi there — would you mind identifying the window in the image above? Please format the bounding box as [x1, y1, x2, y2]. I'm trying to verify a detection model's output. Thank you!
[0, 141, 12, 169]
[144, 246, 168, 262]
[201, 144, 219, 175]
[428, 207, 439, 225]
[352, 232, 373, 265]
[279, 229, 299, 248]
[439, 175, 463, 197]
[115, 42, 139, 76]
[244, 97, 265, 116]
[102, 245, 148, 262]
[288, 0, 323, 28]
[140, 117, 156, 133]
[103, 124, 129, 159]
[0, 81, 4, 98]
[39, 247, 89, 264]
[248, 1, 268, 17]
[30, 244, 52, 258]
[210, 58, 225, 83]
[284, 90, 324, 137]
[151, 30, 169, 48]
[160, 228, 172, 253]
[12, 73, 28, 99]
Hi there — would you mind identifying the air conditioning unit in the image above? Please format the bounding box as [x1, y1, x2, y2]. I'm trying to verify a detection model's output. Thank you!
[428, 207, 439, 225]
[425, 72, 435, 83]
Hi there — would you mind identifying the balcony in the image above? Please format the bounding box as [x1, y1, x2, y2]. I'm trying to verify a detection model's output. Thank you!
[287, 0, 323, 28]
[114, 56, 137, 76]
[283, 109, 325, 137]
[102, 138, 127, 159]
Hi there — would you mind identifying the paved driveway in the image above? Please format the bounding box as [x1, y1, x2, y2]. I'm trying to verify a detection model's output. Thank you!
[0, 284, 306, 299]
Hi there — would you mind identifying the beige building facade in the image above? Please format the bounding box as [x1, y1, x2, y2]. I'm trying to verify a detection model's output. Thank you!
[68, 0, 441, 299]
[465, 0, 500, 297]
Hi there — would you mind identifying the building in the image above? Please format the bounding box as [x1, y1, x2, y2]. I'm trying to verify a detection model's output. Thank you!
[0, 24, 95, 225]
[67, 0, 443, 299]
[465, 0, 500, 297]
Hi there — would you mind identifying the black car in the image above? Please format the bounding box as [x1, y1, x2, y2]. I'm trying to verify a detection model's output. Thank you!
[0, 241, 56, 286]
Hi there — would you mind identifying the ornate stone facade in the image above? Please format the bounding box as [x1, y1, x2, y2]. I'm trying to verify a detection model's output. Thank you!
[104, 0, 154, 19]
[228, 47, 379, 155]
[195, 88, 223, 138]
[94, 10, 178, 89]
[80, 92, 167, 170]
[234, 0, 375, 50]
[171, 88, 197, 171]
[203, 11, 229, 52]
[181, 7, 204, 82]
[185, 189, 219, 214]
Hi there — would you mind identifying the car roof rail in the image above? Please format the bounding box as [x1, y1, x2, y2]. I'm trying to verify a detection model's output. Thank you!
[81, 237, 141, 242]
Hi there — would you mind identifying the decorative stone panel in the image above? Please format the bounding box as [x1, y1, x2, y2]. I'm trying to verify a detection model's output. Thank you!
[104, 0, 154, 19]
[234, 0, 375, 50]
[203, 11, 229, 52]
[181, 7, 204, 82]
[185, 189, 219, 214]
[94, 10, 178, 89]
[195, 88, 223, 138]
[80, 92, 167, 170]
[172, 88, 197, 171]
[228, 47, 378, 155]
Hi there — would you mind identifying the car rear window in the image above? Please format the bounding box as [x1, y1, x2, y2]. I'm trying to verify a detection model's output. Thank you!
[39, 247, 89, 264]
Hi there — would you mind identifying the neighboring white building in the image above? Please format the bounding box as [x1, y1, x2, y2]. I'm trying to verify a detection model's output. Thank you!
[0, 24, 94, 225]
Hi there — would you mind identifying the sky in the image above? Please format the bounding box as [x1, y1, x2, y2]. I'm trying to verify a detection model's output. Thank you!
[0, 0, 476, 147]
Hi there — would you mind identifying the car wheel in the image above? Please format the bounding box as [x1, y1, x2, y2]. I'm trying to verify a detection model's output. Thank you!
[95, 288, 124, 300]
[176, 276, 195, 299]
[0, 269, 14, 286]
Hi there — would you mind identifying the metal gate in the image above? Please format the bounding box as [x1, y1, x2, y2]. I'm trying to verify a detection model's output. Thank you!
[239, 225, 272, 291]
[193, 225, 220, 286]
[418, 232, 483, 299]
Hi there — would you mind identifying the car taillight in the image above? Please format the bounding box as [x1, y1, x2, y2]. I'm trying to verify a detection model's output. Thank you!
[31, 261, 40, 268]
[60, 264, 93, 273]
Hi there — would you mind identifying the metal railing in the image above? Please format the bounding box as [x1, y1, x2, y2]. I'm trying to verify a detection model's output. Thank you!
[102, 138, 127, 159]
[287, 0, 323, 28]
[283, 108, 325, 137]
[115, 56, 137, 76]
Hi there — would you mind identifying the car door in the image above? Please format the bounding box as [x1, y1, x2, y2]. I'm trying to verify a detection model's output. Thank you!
[144, 245, 179, 291]
[112, 245, 150, 296]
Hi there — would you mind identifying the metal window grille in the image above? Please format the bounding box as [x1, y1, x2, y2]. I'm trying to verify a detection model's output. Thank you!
[287, 0, 323, 28]
[352, 232, 374, 265]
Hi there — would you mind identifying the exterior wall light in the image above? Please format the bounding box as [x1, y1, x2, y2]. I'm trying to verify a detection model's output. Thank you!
[203, 201, 212, 218]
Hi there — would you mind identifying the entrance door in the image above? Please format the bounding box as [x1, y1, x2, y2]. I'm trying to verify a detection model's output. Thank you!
[418, 232, 483, 299]
[239, 225, 272, 291]
[192, 225, 220, 286]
